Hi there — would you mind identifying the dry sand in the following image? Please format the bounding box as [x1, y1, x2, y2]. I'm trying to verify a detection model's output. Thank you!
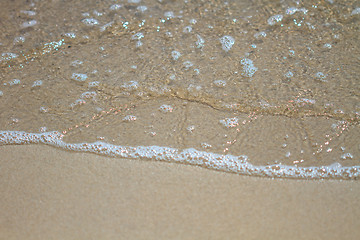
[0, 145, 359, 240]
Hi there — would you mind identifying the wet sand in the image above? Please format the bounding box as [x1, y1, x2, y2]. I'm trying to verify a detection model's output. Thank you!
[1, 145, 359, 239]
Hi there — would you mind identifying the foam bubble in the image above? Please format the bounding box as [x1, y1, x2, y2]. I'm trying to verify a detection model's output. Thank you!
[296, 98, 315, 105]
[187, 125, 195, 133]
[183, 61, 193, 69]
[164, 11, 175, 19]
[135, 41, 143, 48]
[159, 104, 174, 113]
[183, 26, 192, 33]
[70, 99, 86, 108]
[1, 53, 18, 61]
[71, 73, 88, 82]
[71, 60, 83, 67]
[14, 36, 26, 44]
[122, 81, 139, 91]
[219, 35, 235, 52]
[39, 107, 48, 113]
[285, 7, 308, 15]
[286, 7, 298, 15]
[20, 10, 36, 16]
[171, 51, 181, 60]
[315, 72, 327, 82]
[131, 32, 144, 40]
[240, 58, 257, 77]
[65, 32, 76, 39]
[201, 142, 212, 149]
[341, 153, 354, 160]
[254, 31, 267, 39]
[187, 84, 202, 93]
[31, 80, 43, 88]
[323, 43, 332, 49]
[351, 8, 360, 15]
[213, 80, 226, 87]
[285, 71, 294, 78]
[123, 115, 137, 122]
[100, 21, 114, 32]
[82, 18, 99, 26]
[80, 91, 97, 99]
[88, 81, 99, 88]
[267, 15, 283, 26]
[189, 19, 197, 24]
[137, 6, 147, 12]
[7, 79, 21, 86]
[110, 4, 122, 11]
[220, 117, 239, 128]
[21, 20, 37, 28]
[195, 35, 205, 48]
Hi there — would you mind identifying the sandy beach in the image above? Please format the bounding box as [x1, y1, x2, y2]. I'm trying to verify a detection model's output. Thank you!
[1, 144, 359, 239]
[1, 0, 360, 239]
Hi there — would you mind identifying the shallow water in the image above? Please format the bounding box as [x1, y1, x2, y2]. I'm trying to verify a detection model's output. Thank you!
[0, 0, 359, 179]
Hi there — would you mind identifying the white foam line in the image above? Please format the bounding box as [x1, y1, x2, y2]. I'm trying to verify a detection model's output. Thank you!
[0, 131, 359, 180]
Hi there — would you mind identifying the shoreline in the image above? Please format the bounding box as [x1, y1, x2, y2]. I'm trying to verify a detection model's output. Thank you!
[1, 131, 358, 180]
[1, 144, 359, 239]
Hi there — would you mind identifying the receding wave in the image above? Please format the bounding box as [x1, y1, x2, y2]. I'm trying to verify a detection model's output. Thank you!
[0, 0, 359, 180]
[1, 131, 359, 179]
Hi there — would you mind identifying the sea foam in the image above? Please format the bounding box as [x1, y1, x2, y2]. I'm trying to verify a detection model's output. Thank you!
[0, 131, 358, 180]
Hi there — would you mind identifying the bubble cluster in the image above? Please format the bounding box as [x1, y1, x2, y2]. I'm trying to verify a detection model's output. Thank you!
[219, 36, 235, 52]
[220, 117, 239, 128]
[159, 104, 174, 113]
[171, 51, 181, 61]
[240, 58, 257, 78]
